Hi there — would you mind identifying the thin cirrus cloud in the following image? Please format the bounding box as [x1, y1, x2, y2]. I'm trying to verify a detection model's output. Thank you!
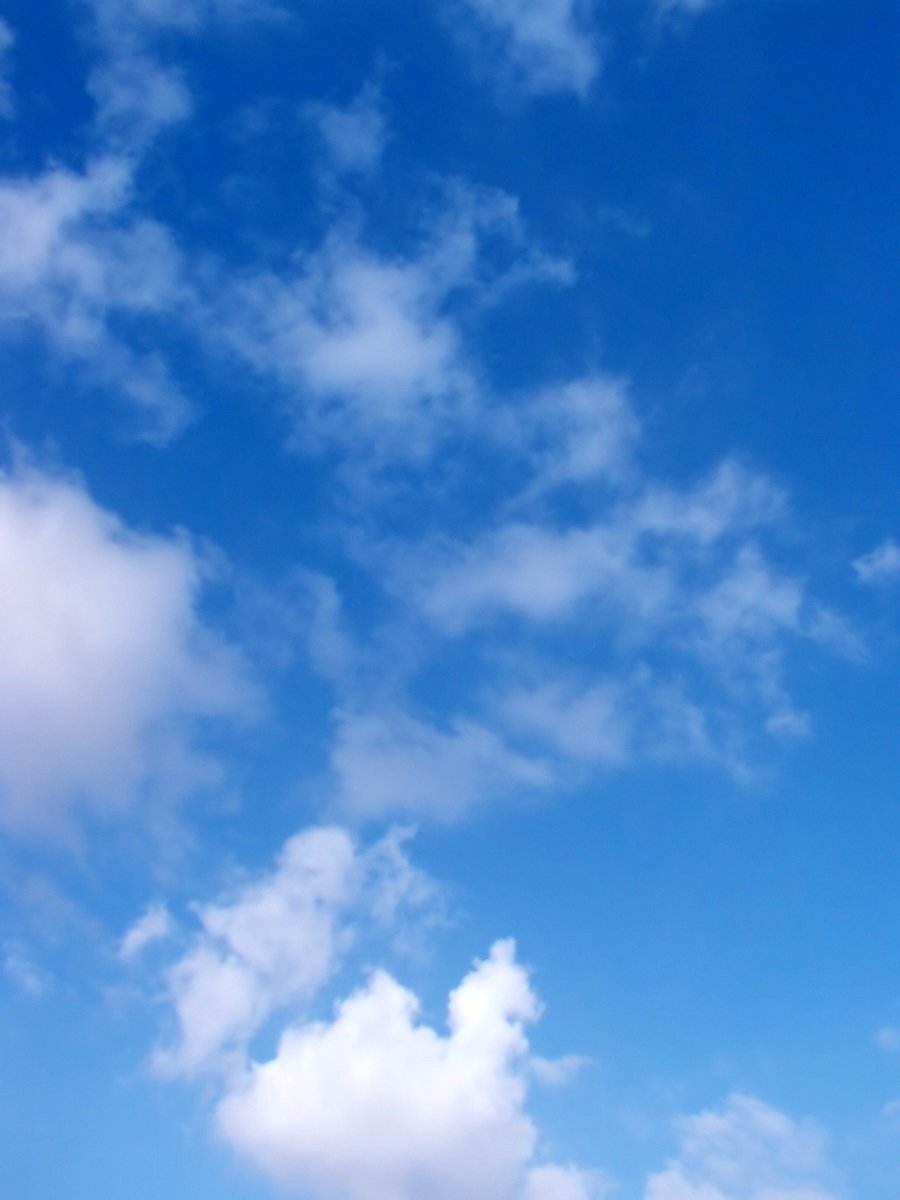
[0, 464, 255, 837]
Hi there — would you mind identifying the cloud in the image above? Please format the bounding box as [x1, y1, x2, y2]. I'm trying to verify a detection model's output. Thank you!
[451, 0, 599, 97]
[152, 826, 436, 1077]
[0, 464, 254, 836]
[498, 680, 633, 766]
[307, 82, 389, 176]
[0, 157, 190, 440]
[84, 0, 272, 147]
[3, 941, 49, 996]
[853, 538, 900, 586]
[644, 1093, 839, 1200]
[331, 708, 552, 823]
[119, 903, 174, 961]
[416, 459, 785, 635]
[216, 940, 603, 1200]
[220, 183, 571, 461]
[875, 1026, 900, 1054]
[657, 0, 720, 15]
[0, 18, 14, 118]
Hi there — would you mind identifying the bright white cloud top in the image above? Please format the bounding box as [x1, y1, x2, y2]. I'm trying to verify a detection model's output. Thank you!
[0, 465, 252, 835]
[1, 2, 898, 1199]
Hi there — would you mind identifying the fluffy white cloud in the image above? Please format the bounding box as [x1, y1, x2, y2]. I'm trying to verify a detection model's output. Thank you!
[644, 1093, 839, 1200]
[216, 940, 602, 1200]
[853, 538, 900, 586]
[331, 707, 552, 822]
[0, 465, 253, 835]
[0, 158, 189, 439]
[453, 0, 599, 97]
[153, 826, 435, 1077]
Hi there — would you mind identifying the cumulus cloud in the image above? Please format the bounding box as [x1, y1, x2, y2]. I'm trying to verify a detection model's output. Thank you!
[216, 940, 603, 1200]
[0, 157, 190, 439]
[452, 0, 599, 97]
[0, 465, 254, 835]
[153, 826, 435, 1077]
[644, 1093, 839, 1200]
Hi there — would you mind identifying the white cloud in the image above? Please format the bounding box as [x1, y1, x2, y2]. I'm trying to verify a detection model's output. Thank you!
[307, 83, 388, 176]
[875, 1026, 900, 1054]
[87, 52, 192, 143]
[3, 941, 49, 996]
[397, 445, 837, 764]
[0, 18, 15, 118]
[84, 0, 270, 147]
[216, 940, 602, 1200]
[644, 1093, 839, 1200]
[119, 903, 174, 961]
[331, 707, 552, 823]
[657, 0, 719, 15]
[153, 826, 435, 1077]
[499, 680, 632, 766]
[417, 460, 783, 634]
[0, 465, 254, 836]
[853, 538, 900, 586]
[0, 157, 190, 439]
[221, 184, 570, 461]
[453, 0, 599, 97]
[521, 375, 641, 496]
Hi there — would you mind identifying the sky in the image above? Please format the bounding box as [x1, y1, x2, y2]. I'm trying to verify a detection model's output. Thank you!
[0, 0, 899, 1197]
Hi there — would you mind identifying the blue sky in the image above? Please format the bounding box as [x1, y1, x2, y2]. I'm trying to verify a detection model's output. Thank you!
[1, 1, 899, 1197]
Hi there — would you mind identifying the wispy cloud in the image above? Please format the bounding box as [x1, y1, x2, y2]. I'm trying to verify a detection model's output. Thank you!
[0, 18, 15, 119]
[854, 538, 900, 586]
[450, 0, 600, 98]
[644, 1093, 839, 1200]
[0, 158, 191, 440]
[219, 183, 571, 462]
